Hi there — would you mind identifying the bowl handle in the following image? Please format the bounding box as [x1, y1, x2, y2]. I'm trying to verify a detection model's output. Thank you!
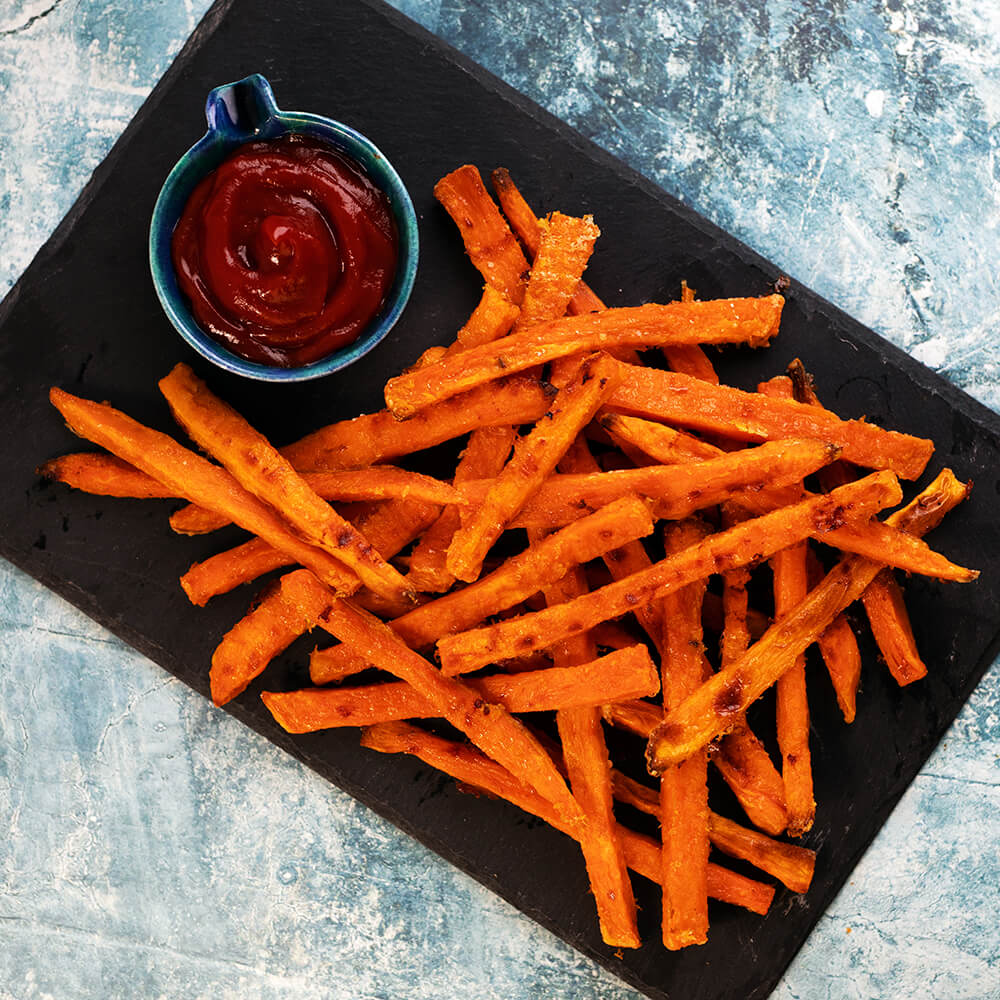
[205, 74, 279, 141]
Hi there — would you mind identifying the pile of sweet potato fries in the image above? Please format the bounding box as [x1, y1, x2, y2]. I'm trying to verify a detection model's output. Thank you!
[40, 164, 977, 951]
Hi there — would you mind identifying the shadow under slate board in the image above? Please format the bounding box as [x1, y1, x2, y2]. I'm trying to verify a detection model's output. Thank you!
[1, 0, 999, 997]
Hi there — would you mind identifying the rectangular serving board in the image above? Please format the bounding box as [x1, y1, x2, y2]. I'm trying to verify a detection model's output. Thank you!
[2, 1, 999, 997]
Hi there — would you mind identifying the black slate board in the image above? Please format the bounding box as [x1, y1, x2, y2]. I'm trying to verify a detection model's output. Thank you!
[2, 1, 999, 997]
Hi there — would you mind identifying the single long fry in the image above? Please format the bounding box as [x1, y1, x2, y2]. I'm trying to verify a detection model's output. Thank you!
[38, 452, 175, 498]
[456, 437, 844, 532]
[170, 467, 459, 535]
[447, 353, 621, 582]
[862, 570, 926, 685]
[384, 297, 784, 418]
[160, 364, 412, 605]
[604, 361, 934, 479]
[437, 472, 902, 675]
[658, 521, 712, 950]
[211, 570, 327, 705]
[537, 559, 640, 948]
[457, 285, 521, 348]
[408, 425, 516, 593]
[434, 165, 529, 303]
[180, 499, 439, 607]
[281, 375, 551, 472]
[281, 572, 583, 828]
[600, 413, 724, 464]
[515, 212, 600, 332]
[646, 470, 973, 772]
[360, 721, 774, 915]
[265, 644, 658, 732]
[49, 388, 363, 595]
[310, 494, 655, 684]
[758, 376, 814, 837]
[609, 771, 814, 894]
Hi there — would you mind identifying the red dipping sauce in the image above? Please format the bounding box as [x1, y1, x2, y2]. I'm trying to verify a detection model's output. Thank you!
[171, 134, 398, 367]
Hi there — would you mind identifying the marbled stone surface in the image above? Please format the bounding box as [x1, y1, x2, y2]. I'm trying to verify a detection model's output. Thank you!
[1, 1, 998, 997]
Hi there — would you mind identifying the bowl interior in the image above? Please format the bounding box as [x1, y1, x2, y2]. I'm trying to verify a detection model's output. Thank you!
[150, 109, 418, 382]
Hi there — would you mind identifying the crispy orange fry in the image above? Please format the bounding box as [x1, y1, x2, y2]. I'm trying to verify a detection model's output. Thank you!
[160, 364, 412, 605]
[758, 376, 815, 837]
[456, 285, 521, 348]
[515, 212, 600, 331]
[605, 360, 934, 479]
[266, 644, 658, 731]
[434, 165, 529, 303]
[408, 425, 516, 593]
[600, 413, 724, 464]
[646, 470, 973, 772]
[609, 771, 814, 893]
[862, 569, 926, 685]
[38, 452, 175, 498]
[658, 521, 712, 949]
[384, 297, 784, 418]
[360, 721, 774, 915]
[491, 167, 607, 317]
[211, 569, 328, 706]
[281, 375, 551, 472]
[310, 494, 655, 684]
[282, 573, 584, 828]
[169, 466, 459, 535]
[49, 388, 363, 595]
[457, 436, 841, 531]
[447, 353, 621, 582]
[437, 472, 902, 675]
[536, 542, 640, 948]
[180, 499, 439, 607]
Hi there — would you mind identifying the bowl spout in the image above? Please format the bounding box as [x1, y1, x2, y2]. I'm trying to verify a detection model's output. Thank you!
[205, 74, 279, 141]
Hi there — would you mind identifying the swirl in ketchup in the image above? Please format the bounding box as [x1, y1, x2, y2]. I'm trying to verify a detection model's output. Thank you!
[171, 134, 398, 367]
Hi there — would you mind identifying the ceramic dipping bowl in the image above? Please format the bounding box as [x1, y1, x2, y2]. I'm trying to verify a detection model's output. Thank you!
[149, 73, 418, 382]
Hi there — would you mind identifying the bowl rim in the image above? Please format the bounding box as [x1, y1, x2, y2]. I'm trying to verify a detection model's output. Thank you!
[148, 75, 419, 383]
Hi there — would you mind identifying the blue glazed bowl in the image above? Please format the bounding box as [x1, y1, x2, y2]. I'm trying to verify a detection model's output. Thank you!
[149, 74, 418, 382]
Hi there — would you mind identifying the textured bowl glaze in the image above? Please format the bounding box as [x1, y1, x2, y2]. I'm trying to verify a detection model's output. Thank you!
[149, 74, 418, 381]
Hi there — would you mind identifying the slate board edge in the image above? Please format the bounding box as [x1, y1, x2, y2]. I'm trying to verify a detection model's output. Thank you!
[3, 1, 1000, 997]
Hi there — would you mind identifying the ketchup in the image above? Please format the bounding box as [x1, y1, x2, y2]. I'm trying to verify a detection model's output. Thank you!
[171, 134, 398, 367]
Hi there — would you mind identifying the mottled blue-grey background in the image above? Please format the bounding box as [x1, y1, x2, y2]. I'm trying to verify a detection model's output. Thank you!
[1, 1, 998, 998]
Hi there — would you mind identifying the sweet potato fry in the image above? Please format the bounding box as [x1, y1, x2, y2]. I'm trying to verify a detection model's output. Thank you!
[384, 297, 784, 418]
[758, 377, 814, 837]
[360, 721, 774, 915]
[281, 572, 584, 827]
[536, 545, 640, 948]
[281, 375, 551, 472]
[169, 467, 459, 535]
[604, 361, 934, 479]
[600, 413, 724, 465]
[457, 285, 521, 348]
[646, 470, 973, 772]
[211, 569, 329, 705]
[437, 472, 902, 675]
[38, 452, 174, 498]
[408, 425, 516, 593]
[310, 494, 655, 684]
[265, 644, 658, 731]
[515, 212, 600, 331]
[491, 167, 606, 317]
[658, 521, 712, 949]
[862, 570, 926, 685]
[180, 499, 439, 607]
[609, 771, 814, 893]
[447, 353, 621, 582]
[160, 364, 412, 606]
[434, 165, 529, 303]
[49, 388, 363, 595]
[457, 436, 841, 532]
